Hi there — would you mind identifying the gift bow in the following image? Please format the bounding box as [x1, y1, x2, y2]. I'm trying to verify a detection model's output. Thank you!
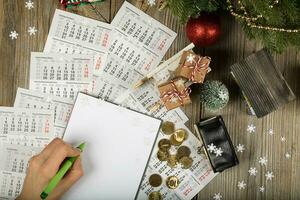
[160, 81, 191, 105]
[183, 56, 210, 83]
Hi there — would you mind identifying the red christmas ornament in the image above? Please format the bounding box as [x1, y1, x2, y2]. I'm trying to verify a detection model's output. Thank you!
[186, 14, 221, 47]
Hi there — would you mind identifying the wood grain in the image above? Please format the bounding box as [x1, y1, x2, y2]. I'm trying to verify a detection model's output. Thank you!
[0, 0, 299, 199]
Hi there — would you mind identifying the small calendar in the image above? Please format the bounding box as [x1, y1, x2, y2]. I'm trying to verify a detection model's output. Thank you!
[0, 107, 54, 139]
[88, 75, 128, 100]
[0, 143, 41, 174]
[0, 170, 25, 199]
[111, 1, 177, 58]
[44, 9, 112, 75]
[0, 135, 51, 148]
[46, 9, 112, 52]
[29, 52, 93, 100]
[14, 88, 74, 138]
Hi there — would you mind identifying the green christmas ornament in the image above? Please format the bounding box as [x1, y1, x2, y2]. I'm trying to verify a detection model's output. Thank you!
[199, 80, 229, 111]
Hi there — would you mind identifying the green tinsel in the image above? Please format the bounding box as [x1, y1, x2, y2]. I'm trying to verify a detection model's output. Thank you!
[199, 80, 229, 111]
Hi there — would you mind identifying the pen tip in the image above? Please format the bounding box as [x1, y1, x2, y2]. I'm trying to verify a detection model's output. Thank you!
[77, 142, 86, 152]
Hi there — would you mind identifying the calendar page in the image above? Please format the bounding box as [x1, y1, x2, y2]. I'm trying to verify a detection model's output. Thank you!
[0, 107, 54, 145]
[0, 143, 42, 199]
[111, 1, 177, 58]
[115, 84, 216, 200]
[44, 9, 113, 75]
[90, 1, 176, 101]
[29, 52, 93, 100]
[0, 143, 41, 174]
[14, 88, 74, 138]
[0, 170, 25, 199]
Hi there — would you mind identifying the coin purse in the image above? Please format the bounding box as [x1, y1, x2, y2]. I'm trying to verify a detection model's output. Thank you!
[195, 116, 239, 173]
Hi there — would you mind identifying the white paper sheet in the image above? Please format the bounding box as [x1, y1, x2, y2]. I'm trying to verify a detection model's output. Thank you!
[29, 52, 93, 100]
[62, 93, 162, 200]
[14, 88, 74, 138]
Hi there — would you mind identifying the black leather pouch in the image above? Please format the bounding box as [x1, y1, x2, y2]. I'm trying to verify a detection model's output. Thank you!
[195, 116, 239, 173]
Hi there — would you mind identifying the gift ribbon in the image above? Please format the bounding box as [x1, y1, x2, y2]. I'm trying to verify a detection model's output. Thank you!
[160, 81, 191, 106]
[183, 56, 210, 83]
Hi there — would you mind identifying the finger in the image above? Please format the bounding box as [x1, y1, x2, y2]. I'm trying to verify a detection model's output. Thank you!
[38, 138, 64, 162]
[42, 142, 81, 174]
[49, 158, 84, 199]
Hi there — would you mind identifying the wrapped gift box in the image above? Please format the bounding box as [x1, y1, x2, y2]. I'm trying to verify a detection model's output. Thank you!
[175, 51, 211, 83]
[158, 78, 191, 110]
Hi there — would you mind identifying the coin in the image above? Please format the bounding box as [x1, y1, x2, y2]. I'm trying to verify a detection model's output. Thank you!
[176, 146, 191, 159]
[157, 149, 170, 161]
[158, 139, 171, 151]
[166, 176, 179, 189]
[174, 128, 188, 142]
[148, 191, 163, 200]
[149, 174, 162, 187]
[170, 134, 183, 146]
[167, 155, 178, 168]
[161, 121, 175, 135]
[179, 156, 193, 169]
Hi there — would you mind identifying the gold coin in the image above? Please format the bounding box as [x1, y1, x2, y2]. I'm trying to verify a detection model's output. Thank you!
[167, 155, 178, 168]
[148, 191, 163, 200]
[170, 134, 183, 146]
[157, 149, 170, 161]
[166, 176, 180, 189]
[176, 146, 191, 159]
[158, 139, 171, 151]
[149, 174, 162, 187]
[161, 121, 175, 135]
[174, 128, 188, 142]
[179, 156, 193, 169]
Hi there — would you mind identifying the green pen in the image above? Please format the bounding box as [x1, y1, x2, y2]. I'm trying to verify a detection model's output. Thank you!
[40, 142, 86, 200]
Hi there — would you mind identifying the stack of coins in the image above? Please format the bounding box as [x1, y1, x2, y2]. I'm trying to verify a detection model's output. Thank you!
[149, 121, 195, 199]
[157, 121, 194, 170]
[148, 174, 180, 199]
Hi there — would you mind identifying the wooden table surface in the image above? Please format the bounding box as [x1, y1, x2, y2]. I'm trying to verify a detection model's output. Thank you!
[0, 0, 299, 199]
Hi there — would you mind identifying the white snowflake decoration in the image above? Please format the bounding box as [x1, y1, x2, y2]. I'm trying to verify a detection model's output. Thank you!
[285, 152, 291, 159]
[265, 171, 274, 181]
[280, 136, 286, 142]
[212, 193, 222, 200]
[214, 147, 223, 157]
[28, 26, 37, 36]
[259, 186, 265, 193]
[247, 124, 256, 134]
[248, 167, 258, 176]
[268, 128, 274, 135]
[237, 180, 246, 190]
[236, 144, 245, 153]
[186, 54, 195, 63]
[207, 143, 217, 153]
[258, 157, 268, 166]
[218, 91, 228, 100]
[147, 0, 156, 6]
[25, 0, 34, 10]
[9, 30, 18, 40]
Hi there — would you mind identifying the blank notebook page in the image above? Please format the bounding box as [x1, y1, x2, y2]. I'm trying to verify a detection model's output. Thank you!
[62, 93, 161, 200]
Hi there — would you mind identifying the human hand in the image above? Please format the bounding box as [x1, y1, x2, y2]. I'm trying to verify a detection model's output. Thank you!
[17, 138, 84, 200]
